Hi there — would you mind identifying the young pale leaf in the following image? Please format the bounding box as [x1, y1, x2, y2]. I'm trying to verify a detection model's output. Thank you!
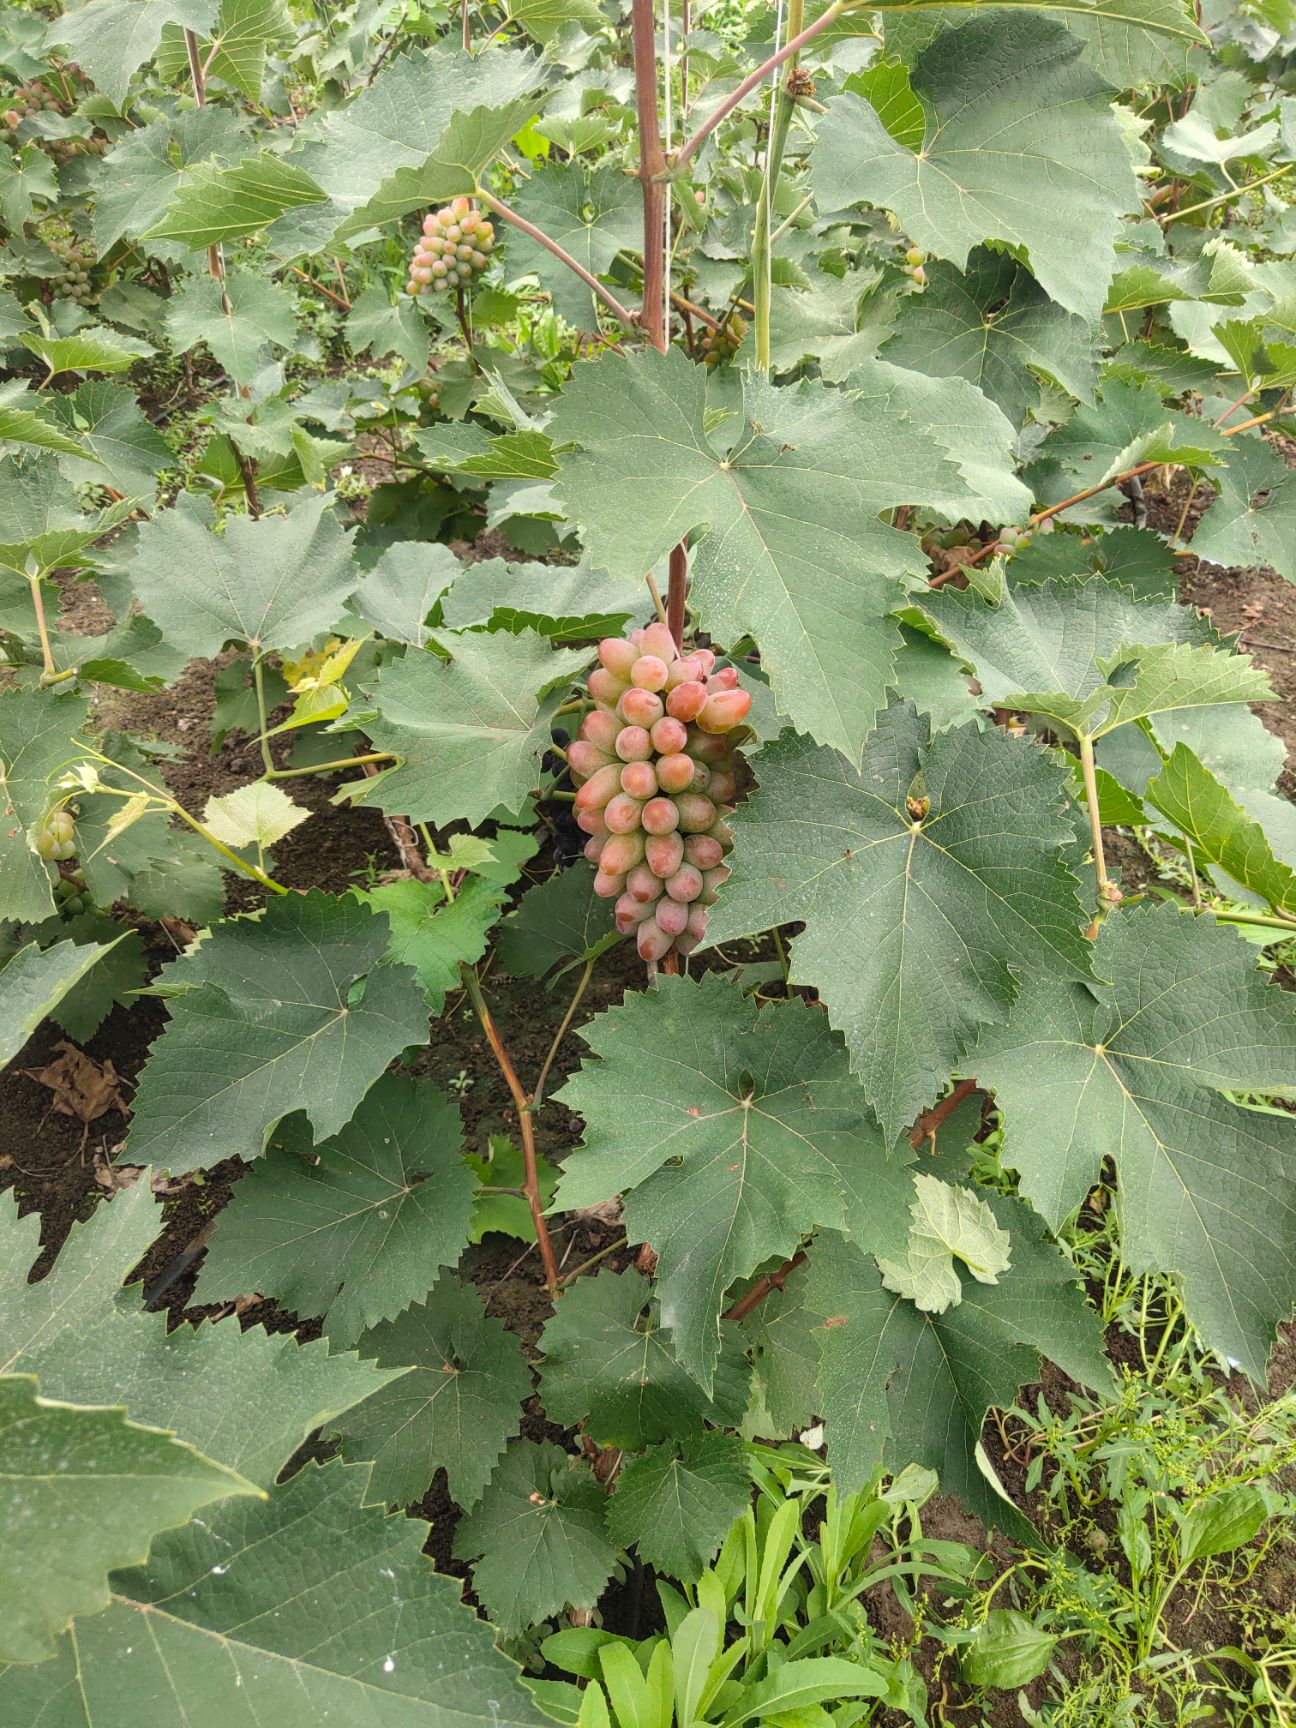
[0, 1459, 548, 1723]
[877, 1174, 1012, 1314]
[705, 704, 1090, 1140]
[195, 1073, 473, 1344]
[881, 249, 1096, 429]
[605, 1434, 750, 1583]
[454, 1440, 617, 1638]
[0, 1181, 402, 1490]
[201, 780, 309, 850]
[0, 939, 122, 1068]
[975, 904, 1296, 1380]
[1192, 433, 1296, 583]
[538, 1269, 751, 1450]
[121, 491, 357, 655]
[128, 891, 429, 1170]
[337, 1277, 531, 1510]
[807, 1195, 1108, 1522]
[816, 17, 1137, 321]
[0, 688, 87, 924]
[550, 346, 967, 764]
[355, 630, 586, 829]
[555, 976, 883, 1388]
[0, 1373, 258, 1665]
[1145, 744, 1296, 915]
[496, 865, 618, 980]
[355, 876, 511, 1012]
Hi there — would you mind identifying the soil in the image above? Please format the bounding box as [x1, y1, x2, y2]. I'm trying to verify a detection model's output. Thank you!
[3, 471, 1295, 1726]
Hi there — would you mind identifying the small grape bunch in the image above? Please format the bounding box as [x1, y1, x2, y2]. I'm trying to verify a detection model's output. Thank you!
[699, 314, 746, 367]
[45, 225, 98, 308]
[35, 808, 77, 866]
[568, 621, 752, 964]
[903, 246, 927, 289]
[405, 196, 495, 298]
[1, 79, 62, 140]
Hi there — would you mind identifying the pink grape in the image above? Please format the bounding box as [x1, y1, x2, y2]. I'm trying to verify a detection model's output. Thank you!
[568, 740, 613, 779]
[698, 689, 752, 733]
[574, 764, 621, 811]
[656, 753, 696, 795]
[620, 760, 658, 800]
[665, 864, 703, 903]
[605, 792, 645, 833]
[699, 864, 730, 903]
[637, 918, 675, 962]
[593, 868, 626, 899]
[645, 832, 685, 878]
[693, 647, 717, 674]
[626, 863, 663, 904]
[684, 834, 724, 870]
[618, 687, 665, 727]
[589, 668, 629, 708]
[642, 796, 680, 835]
[676, 793, 717, 833]
[655, 897, 689, 937]
[615, 726, 653, 762]
[650, 716, 688, 755]
[581, 710, 621, 752]
[687, 905, 709, 942]
[602, 831, 646, 875]
[599, 638, 640, 678]
[708, 666, 740, 691]
[631, 654, 670, 692]
[707, 770, 738, 802]
[583, 835, 606, 863]
[666, 680, 707, 722]
[615, 894, 653, 933]
[576, 809, 608, 837]
[639, 621, 677, 660]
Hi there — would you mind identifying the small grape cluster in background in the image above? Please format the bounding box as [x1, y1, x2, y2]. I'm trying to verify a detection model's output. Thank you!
[699, 314, 746, 366]
[405, 196, 495, 298]
[44, 223, 98, 307]
[903, 245, 927, 288]
[1, 79, 62, 137]
[36, 808, 89, 916]
[569, 622, 752, 963]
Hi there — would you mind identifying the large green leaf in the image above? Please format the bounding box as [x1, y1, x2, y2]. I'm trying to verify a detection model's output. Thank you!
[439, 555, 643, 642]
[148, 152, 326, 248]
[46, 381, 173, 498]
[1039, 379, 1225, 492]
[120, 491, 358, 655]
[815, 16, 1138, 320]
[537, 1268, 751, 1449]
[974, 904, 1296, 1379]
[0, 1459, 548, 1723]
[164, 268, 298, 386]
[882, 249, 1097, 428]
[0, 453, 137, 578]
[92, 108, 248, 254]
[454, 1440, 617, 1638]
[805, 1196, 1108, 1523]
[1145, 745, 1296, 915]
[355, 630, 586, 829]
[0, 688, 87, 924]
[511, 161, 642, 329]
[551, 347, 967, 764]
[0, 1181, 400, 1491]
[555, 976, 885, 1387]
[0, 1373, 257, 1665]
[194, 1073, 473, 1342]
[354, 875, 512, 1011]
[337, 1277, 531, 1510]
[51, 0, 218, 105]
[1192, 433, 1296, 584]
[495, 865, 618, 980]
[0, 939, 122, 1067]
[605, 1433, 751, 1583]
[706, 704, 1091, 1140]
[346, 541, 460, 646]
[127, 891, 429, 1169]
[155, 0, 289, 99]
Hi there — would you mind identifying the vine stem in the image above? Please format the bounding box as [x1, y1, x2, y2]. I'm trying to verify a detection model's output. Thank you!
[1077, 732, 1114, 909]
[359, 759, 436, 881]
[464, 969, 561, 1291]
[632, 0, 668, 351]
[252, 653, 275, 777]
[267, 751, 394, 780]
[1161, 162, 1292, 224]
[28, 575, 55, 680]
[475, 190, 635, 330]
[753, 0, 803, 373]
[533, 958, 595, 1108]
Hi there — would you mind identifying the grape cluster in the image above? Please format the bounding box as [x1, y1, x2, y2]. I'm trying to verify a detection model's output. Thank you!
[903, 245, 927, 289]
[569, 623, 752, 964]
[45, 226, 97, 307]
[699, 314, 746, 367]
[35, 807, 76, 864]
[1, 80, 62, 137]
[405, 196, 495, 298]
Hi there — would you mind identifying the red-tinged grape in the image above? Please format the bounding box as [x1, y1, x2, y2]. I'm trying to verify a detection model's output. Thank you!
[599, 638, 640, 678]
[589, 667, 629, 708]
[664, 654, 700, 689]
[615, 725, 653, 762]
[685, 728, 730, 765]
[693, 647, 716, 674]
[602, 831, 646, 875]
[576, 808, 608, 837]
[583, 835, 606, 862]
[684, 834, 724, 870]
[645, 832, 685, 878]
[629, 625, 647, 645]
[707, 770, 738, 802]
[707, 666, 741, 691]
[655, 897, 689, 937]
[581, 710, 621, 752]
[650, 716, 688, 755]
[615, 894, 653, 932]
[618, 687, 665, 727]
[665, 681, 707, 722]
[665, 864, 703, 903]
[568, 740, 613, 779]
[593, 868, 626, 898]
[637, 918, 675, 962]
[630, 654, 670, 692]
[639, 621, 677, 660]
[620, 760, 658, 800]
[697, 688, 753, 733]
[676, 793, 717, 832]
[642, 796, 680, 835]
[699, 864, 730, 904]
[626, 863, 663, 903]
[710, 818, 733, 850]
[656, 753, 696, 795]
[605, 792, 645, 833]
[574, 764, 621, 811]
[686, 905, 709, 942]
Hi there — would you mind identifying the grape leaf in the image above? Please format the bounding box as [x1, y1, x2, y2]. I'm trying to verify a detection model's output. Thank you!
[805, 1195, 1108, 1521]
[706, 703, 1090, 1140]
[882, 249, 1097, 428]
[551, 346, 967, 763]
[195, 1073, 473, 1344]
[355, 875, 511, 1011]
[165, 268, 298, 385]
[0, 687, 87, 924]
[768, 270, 896, 383]
[355, 629, 586, 829]
[0, 1373, 258, 1665]
[121, 491, 357, 655]
[1040, 379, 1226, 490]
[346, 541, 461, 647]
[555, 977, 883, 1388]
[21, 328, 153, 380]
[0, 1180, 402, 1492]
[605, 1433, 750, 1582]
[739, 1261, 821, 1436]
[0, 938, 123, 1067]
[496, 865, 618, 980]
[468, 1134, 559, 1243]
[439, 555, 643, 642]
[0, 390, 98, 462]
[91, 108, 248, 255]
[815, 16, 1138, 320]
[0, 453, 136, 578]
[347, 285, 429, 373]
[1145, 745, 1296, 915]
[454, 1440, 617, 1638]
[538, 1269, 751, 1449]
[157, 0, 288, 101]
[974, 904, 1296, 1380]
[337, 1277, 531, 1510]
[0, 1459, 548, 1723]
[877, 1174, 1012, 1313]
[49, 0, 218, 107]
[1192, 433, 1296, 583]
[511, 162, 642, 329]
[46, 381, 173, 498]
[148, 152, 325, 248]
[127, 891, 429, 1170]
[202, 780, 309, 850]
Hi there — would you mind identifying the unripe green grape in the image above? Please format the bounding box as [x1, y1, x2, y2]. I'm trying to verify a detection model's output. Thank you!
[34, 829, 57, 861]
[905, 245, 924, 266]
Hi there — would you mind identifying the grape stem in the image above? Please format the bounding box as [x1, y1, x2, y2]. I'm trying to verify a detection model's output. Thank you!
[474, 189, 635, 330]
[28, 574, 55, 680]
[359, 759, 437, 882]
[533, 958, 595, 1108]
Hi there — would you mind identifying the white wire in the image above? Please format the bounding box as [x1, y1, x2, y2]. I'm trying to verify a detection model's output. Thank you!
[662, 0, 672, 341]
[760, 0, 785, 327]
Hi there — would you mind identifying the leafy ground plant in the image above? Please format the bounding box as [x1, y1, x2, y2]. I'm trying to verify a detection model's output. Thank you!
[3, 0, 1296, 1718]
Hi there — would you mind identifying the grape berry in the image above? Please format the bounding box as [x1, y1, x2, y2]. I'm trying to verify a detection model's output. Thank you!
[406, 196, 495, 298]
[570, 625, 751, 963]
